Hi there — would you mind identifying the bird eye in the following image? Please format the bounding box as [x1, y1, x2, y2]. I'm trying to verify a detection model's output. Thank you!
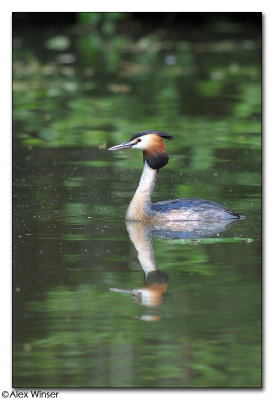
[137, 138, 142, 142]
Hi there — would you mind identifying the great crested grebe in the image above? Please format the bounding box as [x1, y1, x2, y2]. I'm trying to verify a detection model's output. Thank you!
[108, 130, 244, 221]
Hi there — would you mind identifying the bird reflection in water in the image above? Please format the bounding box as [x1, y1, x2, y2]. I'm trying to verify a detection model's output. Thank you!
[110, 218, 240, 321]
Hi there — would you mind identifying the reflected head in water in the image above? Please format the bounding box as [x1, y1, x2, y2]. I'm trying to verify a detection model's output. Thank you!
[108, 130, 245, 222]
[110, 270, 169, 309]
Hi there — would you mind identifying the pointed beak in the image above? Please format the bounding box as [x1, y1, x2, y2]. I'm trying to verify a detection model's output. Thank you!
[107, 141, 132, 151]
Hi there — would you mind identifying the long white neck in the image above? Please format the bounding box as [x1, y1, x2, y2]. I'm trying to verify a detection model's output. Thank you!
[126, 161, 158, 220]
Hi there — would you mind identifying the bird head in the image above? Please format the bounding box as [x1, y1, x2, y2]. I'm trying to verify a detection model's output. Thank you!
[108, 130, 173, 169]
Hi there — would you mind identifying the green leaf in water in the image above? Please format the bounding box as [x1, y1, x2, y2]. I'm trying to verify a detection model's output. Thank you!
[45, 35, 71, 51]
[170, 237, 253, 245]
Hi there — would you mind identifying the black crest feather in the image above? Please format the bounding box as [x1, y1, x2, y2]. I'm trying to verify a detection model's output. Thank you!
[130, 130, 173, 141]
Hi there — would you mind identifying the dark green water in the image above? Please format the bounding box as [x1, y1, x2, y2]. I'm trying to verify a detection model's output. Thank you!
[13, 15, 261, 388]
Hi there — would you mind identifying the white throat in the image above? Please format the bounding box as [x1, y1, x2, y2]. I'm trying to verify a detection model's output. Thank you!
[126, 161, 158, 220]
